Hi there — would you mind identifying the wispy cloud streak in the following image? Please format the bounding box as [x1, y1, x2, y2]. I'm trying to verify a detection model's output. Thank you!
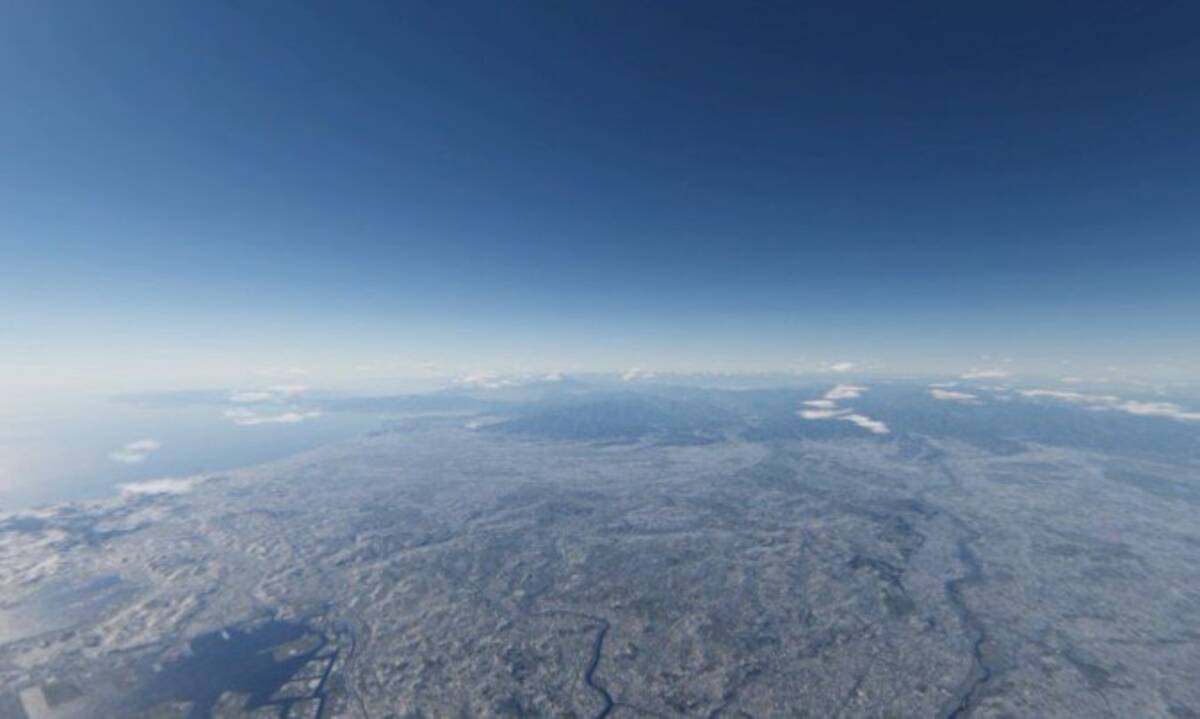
[109, 439, 162, 464]
[223, 408, 322, 426]
[930, 388, 979, 403]
[1019, 389, 1200, 422]
[797, 385, 889, 434]
[119, 477, 199, 495]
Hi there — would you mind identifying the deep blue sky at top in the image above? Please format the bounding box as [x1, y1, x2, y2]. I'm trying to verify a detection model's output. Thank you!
[2, 1, 1198, 383]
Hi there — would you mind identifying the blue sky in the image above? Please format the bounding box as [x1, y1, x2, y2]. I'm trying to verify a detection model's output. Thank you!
[3, 1, 1199, 393]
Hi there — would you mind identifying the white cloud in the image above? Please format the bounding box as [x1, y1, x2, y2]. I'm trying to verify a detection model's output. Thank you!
[230, 385, 308, 403]
[223, 408, 322, 426]
[800, 408, 850, 419]
[961, 369, 1010, 380]
[1114, 401, 1200, 422]
[824, 384, 867, 400]
[456, 372, 522, 389]
[797, 384, 887, 433]
[621, 367, 658, 382]
[108, 439, 162, 464]
[1019, 389, 1118, 403]
[1019, 389, 1200, 422]
[929, 381, 959, 388]
[930, 389, 979, 403]
[842, 414, 890, 434]
[799, 407, 890, 434]
[452, 371, 572, 389]
[119, 477, 198, 495]
[828, 362, 857, 373]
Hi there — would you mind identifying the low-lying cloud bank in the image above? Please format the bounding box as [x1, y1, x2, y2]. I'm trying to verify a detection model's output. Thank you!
[456, 372, 525, 389]
[223, 408, 323, 426]
[621, 367, 658, 382]
[824, 384, 867, 400]
[118, 477, 199, 495]
[842, 414, 890, 434]
[798, 385, 890, 434]
[1019, 389, 1200, 422]
[221, 383, 322, 426]
[229, 385, 308, 403]
[930, 388, 980, 403]
[455, 371, 572, 388]
[800, 407, 848, 419]
[108, 439, 162, 464]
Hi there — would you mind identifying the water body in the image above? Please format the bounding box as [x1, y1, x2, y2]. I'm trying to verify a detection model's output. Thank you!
[131, 620, 331, 718]
[0, 394, 389, 510]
